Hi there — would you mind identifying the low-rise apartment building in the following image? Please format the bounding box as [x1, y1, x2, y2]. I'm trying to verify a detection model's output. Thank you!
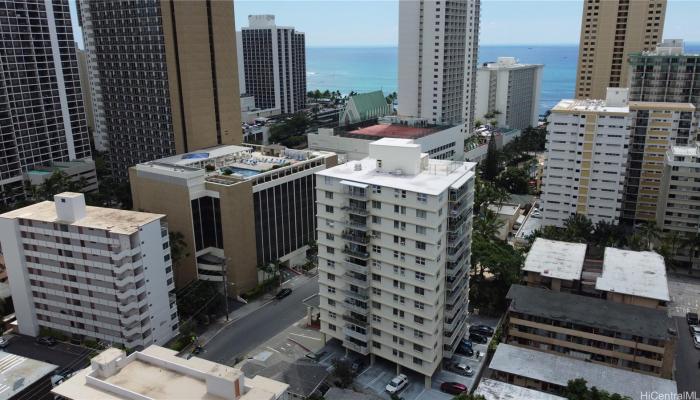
[0, 193, 178, 348]
[130, 144, 337, 292]
[542, 87, 696, 227]
[487, 344, 677, 400]
[505, 285, 675, 378]
[52, 346, 288, 400]
[308, 116, 465, 162]
[315, 138, 476, 384]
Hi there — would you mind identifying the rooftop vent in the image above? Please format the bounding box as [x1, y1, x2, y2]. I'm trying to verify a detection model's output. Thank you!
[353, 163, 362, 171]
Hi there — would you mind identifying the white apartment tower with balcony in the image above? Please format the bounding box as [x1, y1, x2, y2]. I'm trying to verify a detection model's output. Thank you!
[0, 193, 178, 348]
[398, 0, 481, 131]
[316, 138, 476, 385]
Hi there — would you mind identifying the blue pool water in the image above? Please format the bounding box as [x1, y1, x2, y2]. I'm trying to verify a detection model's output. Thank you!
[223, 167, 261, 178]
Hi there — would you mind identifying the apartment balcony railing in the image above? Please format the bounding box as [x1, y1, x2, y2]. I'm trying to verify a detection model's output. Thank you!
[345, 220, 369, 230]
[343, 339, 370, 355]
[342, 246, 370, 259]
[342, 231, 371, 244]
[343, 313, 369, 328]
[343, 299, 369, 315]
[344, 272, 370, 288]
[343, 205, 369, 216]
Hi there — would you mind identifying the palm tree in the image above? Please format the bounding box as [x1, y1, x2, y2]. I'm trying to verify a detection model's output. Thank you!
[169, 231, 189, 268]
[638, 221, 661, 251]
[474, 210, 504, 241]
[682, 232, 700, 274]
[562, 214, 594, 243]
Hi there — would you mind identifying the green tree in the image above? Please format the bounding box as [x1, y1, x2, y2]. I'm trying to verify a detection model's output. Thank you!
[269, 113, 310, 148]
[661, 231, 683, 270]
[564, 378, 629, 400]
[483, 133, 500, 181]
[591, 220, 626, 248]
[169, 231, 189, 271]
[331, 358, 354, 388]
[638, 221, 661, 251]
[495, 167, 530, 194]
[682, 232, 700, 272]
[562, 214, 594, 243]
[474, 209, 504, 241]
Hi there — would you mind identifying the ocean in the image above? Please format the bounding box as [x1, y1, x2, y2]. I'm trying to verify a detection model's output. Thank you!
[307, 44, 700, 115]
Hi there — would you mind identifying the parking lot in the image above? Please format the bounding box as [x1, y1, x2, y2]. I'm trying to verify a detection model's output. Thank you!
[352, 316, 499, 400]
[2, 334, 93, 374]
[668, 274, 700, 318]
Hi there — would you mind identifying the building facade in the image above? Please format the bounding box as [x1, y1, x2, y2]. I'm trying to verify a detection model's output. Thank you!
[316, 138, 475, 384]
[130, 144, 337, 292]
[575, 0, 667, 99]
[0, 0, 93, 206]
[0, 193, 178, 348]
[239, 15, 306, 115]
[657, 145, 700, 271]
[80, 0, 242, 181]
[628, 39, 700, 142]
[475, 57, 543, 130]
[397, 0, 480, 131]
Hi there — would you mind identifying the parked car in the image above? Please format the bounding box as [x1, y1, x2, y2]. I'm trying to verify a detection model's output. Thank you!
[694, 335, 700, 350]
[453, 362, 474, 377]
[275, 288, 292, 299]
[460, 338, 473, 349]
[385, 374, 408, 394]
[469, 325, 494, 336]
[305, 351, 327, 361]
[469, 333, 488, 344]
[191, 346, 203, 355]
[456, 343, 474, 357]
[36, 336, 57, 346]
[687, 312, 699, 325]
[440, 382, 468, 395]
[531, 210, 542, 218]
[690, 325, 700, 336]
[0, 337, 9, 349]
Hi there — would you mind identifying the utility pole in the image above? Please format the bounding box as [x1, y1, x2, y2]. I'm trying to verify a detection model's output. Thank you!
[221, 258, 230, 321]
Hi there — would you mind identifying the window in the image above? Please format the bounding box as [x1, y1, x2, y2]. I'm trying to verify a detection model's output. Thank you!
[393, 308, 405, 318]
[415, 287, 425, 296]
[373, 301, 381, 309]
[393, 280, 405, 290]
[372, 200, 381, 209]
[328, 299, 336, 306]
[373, 342, 381, 349]
[417, 193, 427, 202]
[393, 236, 406, 246]
[325, 205, 334, 213]
[372, 328, 381, 336]
[415, 272, 425, 281]
[327, 273, 335, 281]
[393, 294, 405, 304]
[414, 315, 424, 324]
[414, 301, 425, 310]
[372, 287, 382, 295]
[413, 357, 422, 365]
[416, 226, 426, 235]
[416, 209, 427, 219]
[328, 287, 336, 294]
[393, 266, 406, 275]
[393, 221, 406, 230]
[372, 245, 381, 253]
[324, 176, 333, 185]
[326, 233, 334, 241]
[393, 322, 405, 332]
[372, 274, 381, 282]
[372, 216, 382, 224]
[414, 330, 424, 339]
[415, 256, 426, 266]
[373, 315, 382, 323]
[326, 246, 335, 254]
[415, 241, 426, 250]
[328, 323, 336, 331]
[372, 185, 382, 194]
[327, 260, 335, 268]
[325, 191, 333, 199]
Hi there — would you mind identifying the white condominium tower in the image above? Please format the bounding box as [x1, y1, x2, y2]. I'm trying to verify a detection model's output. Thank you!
[398, 0, 481, 130]
[239, 15, 306, 114]
[316, 138, 475, 385]
[0, 193, 178, 348]
[541, 88, 695, 227]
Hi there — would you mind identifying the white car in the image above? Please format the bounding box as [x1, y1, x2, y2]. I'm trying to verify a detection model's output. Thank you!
[689, 325, 700, 336]
[385, 374, 408, 394]
[531, 210, 542, 218]
[454, 363, 474, 377]
[694, 334, 700, 350]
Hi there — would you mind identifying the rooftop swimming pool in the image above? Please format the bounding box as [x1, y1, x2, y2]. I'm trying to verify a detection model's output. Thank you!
[222, 167, 262, 178]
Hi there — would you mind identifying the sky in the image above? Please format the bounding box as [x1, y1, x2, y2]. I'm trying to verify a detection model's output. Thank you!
[70, 0, 700, 48]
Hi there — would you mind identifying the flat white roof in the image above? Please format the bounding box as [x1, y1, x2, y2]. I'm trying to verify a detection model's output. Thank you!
[475, 378, 565, 400]
[317, 158, 476, 195]
[0, 201, 163, 235]
[0, 351, 57, 400]
[487, 204, 519, 217]
[596, 248, 670, 302]
[552, 98, 628, 114]
[522, 238, 586, 281]
[489, 344, 677, 400]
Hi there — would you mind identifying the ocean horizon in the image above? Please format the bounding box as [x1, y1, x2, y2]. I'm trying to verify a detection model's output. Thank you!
[307, 43, 700, 115]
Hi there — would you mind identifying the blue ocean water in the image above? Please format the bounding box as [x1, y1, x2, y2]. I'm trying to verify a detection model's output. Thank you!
[307, 44, 700, 115]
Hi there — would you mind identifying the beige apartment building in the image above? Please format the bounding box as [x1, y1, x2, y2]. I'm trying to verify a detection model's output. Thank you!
[131, 144, 337, 292]
[575, 0, 667, 99]
[80, 0, 242, 180]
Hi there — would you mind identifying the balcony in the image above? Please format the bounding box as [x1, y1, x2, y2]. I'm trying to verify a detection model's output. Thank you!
[343, 313, 369, 327]
[342, 230, 371, 244]
[344, 340, 370, 355]
[346, 188, 367, 200]
[344, 327, 368, 342]
[342, 287, 369, 301]
[343, 205, 369, 216]
[344, 272, 369, 288]
[343, 299, 369, 315]
[343, 246, 369, 259]
[345, 220, 369, 230]
[344, 260, 367, 275]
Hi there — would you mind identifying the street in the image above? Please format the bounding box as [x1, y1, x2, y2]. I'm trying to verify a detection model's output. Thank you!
[199, 275, 319, 365]
[673, 316, 700, 395]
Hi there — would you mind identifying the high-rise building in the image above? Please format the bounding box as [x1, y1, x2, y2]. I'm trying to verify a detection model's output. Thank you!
[76, 48, 95, 140]
[475, 57, 544, 130]
[398, 0, 481, 130]
[130, 144, 337, 292]
[628, 39, 700, 142]
[541, 88, 694, 227]
[238, 15, 306, 115]
[315, 138, 475, 384]
[657, 144, 700, 271]
[0, 0, 93, 206]
[0, 193, 179, 348]
[79, 0, 242, 181]
[574, 0, 667, 100]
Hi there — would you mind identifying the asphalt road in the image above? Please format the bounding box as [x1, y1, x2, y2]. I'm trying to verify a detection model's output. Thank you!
[673, 316, 700, 395]
[200, 276, 319, 365]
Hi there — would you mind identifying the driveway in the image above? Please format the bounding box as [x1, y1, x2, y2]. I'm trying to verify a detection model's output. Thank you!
[672, 316, 700, 395]
[668, 275, 700, 318]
